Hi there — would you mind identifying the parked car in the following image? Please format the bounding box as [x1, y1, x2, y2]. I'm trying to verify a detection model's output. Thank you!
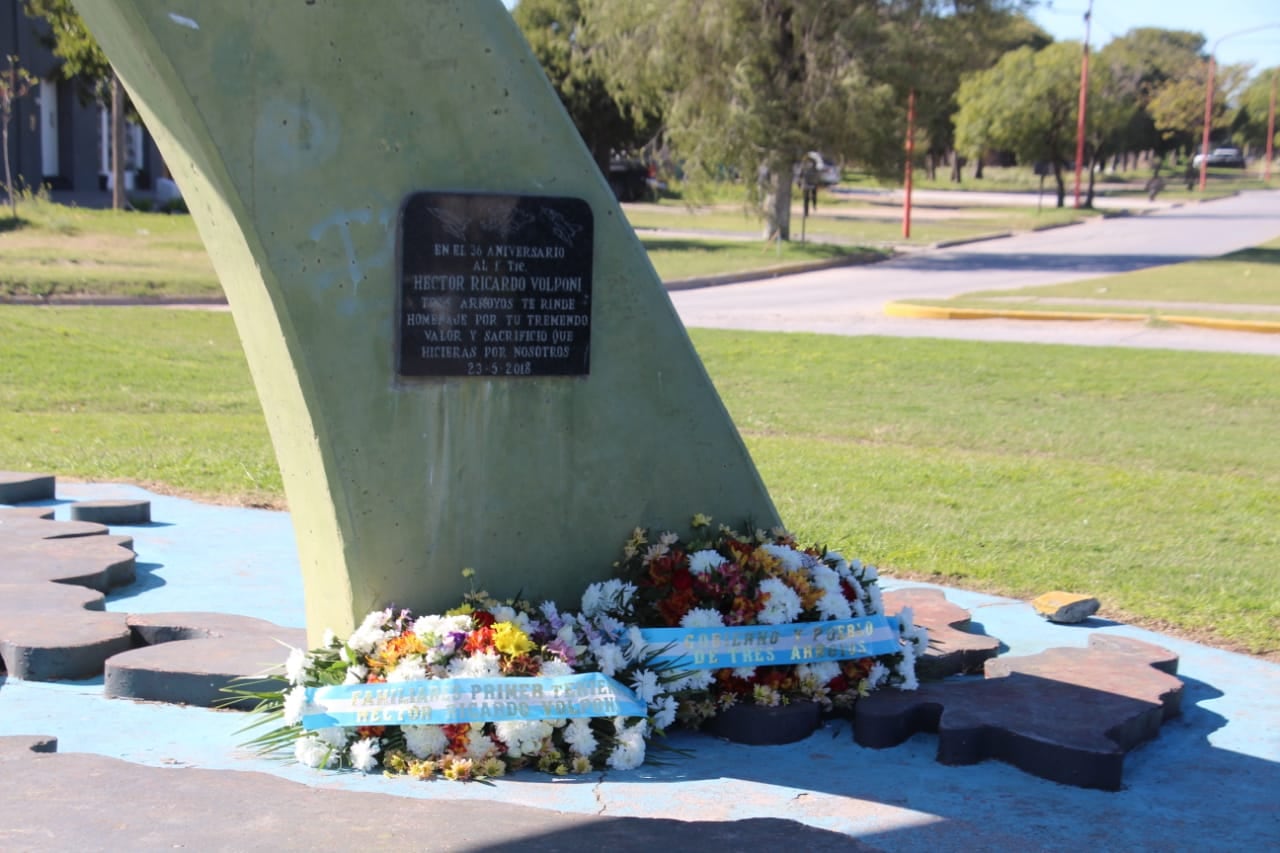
[796, 151, 841, 187]
[1192, 147, 1246, 169]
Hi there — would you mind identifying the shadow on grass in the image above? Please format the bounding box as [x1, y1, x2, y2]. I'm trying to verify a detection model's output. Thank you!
[1226, 247, 1280, 266]
[0, 215, 31, 234]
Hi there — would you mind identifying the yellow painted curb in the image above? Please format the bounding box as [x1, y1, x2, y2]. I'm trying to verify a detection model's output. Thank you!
[884, 303, 1280, 334]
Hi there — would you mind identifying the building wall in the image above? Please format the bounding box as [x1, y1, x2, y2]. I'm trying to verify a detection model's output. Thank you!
[2, 0, 165, 199]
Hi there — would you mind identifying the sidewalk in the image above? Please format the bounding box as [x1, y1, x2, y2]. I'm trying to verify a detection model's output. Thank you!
[3, 482, 1279, 851]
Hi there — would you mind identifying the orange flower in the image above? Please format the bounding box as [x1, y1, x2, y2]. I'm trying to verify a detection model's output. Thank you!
[464, 626, 496, 654]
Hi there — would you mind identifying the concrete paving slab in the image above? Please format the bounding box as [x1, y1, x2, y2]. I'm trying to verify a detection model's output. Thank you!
[2, 483, 1278, 850]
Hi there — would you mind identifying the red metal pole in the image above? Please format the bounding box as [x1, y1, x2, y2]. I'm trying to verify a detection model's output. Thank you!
[903, 88, 915, 239]
[1266, 72, 1275, 182]
[1199, 56, 1216, 192]
[1072, 1, 1092, 209]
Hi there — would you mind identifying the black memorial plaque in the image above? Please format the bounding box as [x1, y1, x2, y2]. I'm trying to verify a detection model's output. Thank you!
[398, 192, 594, 377]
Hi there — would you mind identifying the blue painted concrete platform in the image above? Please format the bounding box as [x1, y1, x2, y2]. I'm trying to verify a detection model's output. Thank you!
[3, 482, 1279, 850]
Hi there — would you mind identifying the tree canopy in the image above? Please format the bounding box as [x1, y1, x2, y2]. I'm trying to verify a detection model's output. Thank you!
[955, 40, 1124, 207]
[512, 0, 659, 171]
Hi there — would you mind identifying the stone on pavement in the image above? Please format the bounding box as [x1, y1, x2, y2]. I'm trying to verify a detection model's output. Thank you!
[106, 612, 306, 708]
[1033, 591, 1101, 623]
[70, 499, 152, 525]
[0, 471, 55, 504]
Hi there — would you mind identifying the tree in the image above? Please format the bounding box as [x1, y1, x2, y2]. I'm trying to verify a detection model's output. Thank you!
[512, 0, 659, 173]
[22, 0, 127, 208]
[1097, 28, 1206, 169]
[1, 56, 37, 218]
[1231, 67, 1278, 156]
[1147, 60, 1250, 157]
[954, 41, 1115, 207]
[587, 0, 967, 241]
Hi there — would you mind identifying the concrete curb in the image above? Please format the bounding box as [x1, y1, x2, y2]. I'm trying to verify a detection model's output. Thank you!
[884, 302, 1280, 335]
[931, 231, 1013, 249]
[664, 251, 886, 291]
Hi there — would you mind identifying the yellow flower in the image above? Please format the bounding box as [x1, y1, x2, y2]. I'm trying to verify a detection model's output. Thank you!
[691, 513, 713, 528]
[445, 604, 473, 617]
[492, 621, 535, 657]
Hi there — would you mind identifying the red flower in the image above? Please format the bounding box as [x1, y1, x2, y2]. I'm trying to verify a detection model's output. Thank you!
[356, 725, 386, 739]
[443, 723, 471, 753]
[464, 626, 496, 654]
[471, 610, 496, 628]
[672, 568, 694, 591]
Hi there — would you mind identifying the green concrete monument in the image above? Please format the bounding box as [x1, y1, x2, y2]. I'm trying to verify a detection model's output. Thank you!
[74, 0, 778, 644]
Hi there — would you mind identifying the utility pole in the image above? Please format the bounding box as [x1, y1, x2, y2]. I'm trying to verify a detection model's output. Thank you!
[1200, 25, 1280, 192]
[1072, 0, 1092, 209]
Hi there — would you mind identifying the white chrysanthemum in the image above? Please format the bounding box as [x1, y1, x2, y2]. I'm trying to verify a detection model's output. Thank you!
[563, 718, 598, 756]
[867, 584, 884, 616]
[652, 695, 678, 731]
[581, 579, 637, 618]
[817, 589, 853, 620]
[624, 625, 650, 662]
[284, 647, 308, 685]
[348, 737, 381, 773]
[607, 719, 648, 770]
[679, 607, 725, 628]
[861, 563, 878, 581]
[294, 735, 337, 768]
[824, 551, 850, 576]
[671, 669, 714, 691]
[898, 606, 916, 635]
[539, 658, 574, 678]
[658, 530, 679, 546]
[315, 726, 349, 749]
[342, 668, 364, 685]
[447, 650, 502, 678]
[387, 657, 428, 683]
[630, 669, 661, 704]
[592, 613, 625, 639]
[494, 719, 553, 758]
[867, 662, 890, 689]
[411, 613, 450, 638]
[464, 732, 497, 761]
[896, 643, 919, 690]
[643, 543, 670, 564]
[282, 687, 307, 726]
[851, 597, 867, 617]
[540, 600, 562, 625]
[810, 564, 841, 591]
[403, 724, 448, 758]
[757, 578, 802, 624]
[761, 543, 804, 571]
[797, 660, 842, 686]
[591, 642, 627, 677]
[732, 666, 757, 680]
[347, 609, 393, 654]
[688, 549, 724, 576]
[322, 628, 338, 648]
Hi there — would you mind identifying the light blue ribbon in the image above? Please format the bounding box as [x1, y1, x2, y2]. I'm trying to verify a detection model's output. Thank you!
[636, 615, 901, 671]
[302, 672, 646, 730]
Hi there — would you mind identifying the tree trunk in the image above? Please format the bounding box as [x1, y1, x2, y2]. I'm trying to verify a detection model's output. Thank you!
[2, 120, 14, 218]
[760, 162, 792, 242]
[974, 158, 984, 179]
[950, 151, 963, 183]
[111, 73, 125, 210]
[1085, 148, 1099, 208]
[1053, 162, 1066, 208]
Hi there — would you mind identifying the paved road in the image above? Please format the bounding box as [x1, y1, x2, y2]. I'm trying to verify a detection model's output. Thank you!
[671, 190, 1280, 355]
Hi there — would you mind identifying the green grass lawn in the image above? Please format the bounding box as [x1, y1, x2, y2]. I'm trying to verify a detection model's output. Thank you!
[2, 306, 1276, 657]
[0, 198, 221, 298]
[640, 236, 880, 280]
[898, 236, 1280, 322]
